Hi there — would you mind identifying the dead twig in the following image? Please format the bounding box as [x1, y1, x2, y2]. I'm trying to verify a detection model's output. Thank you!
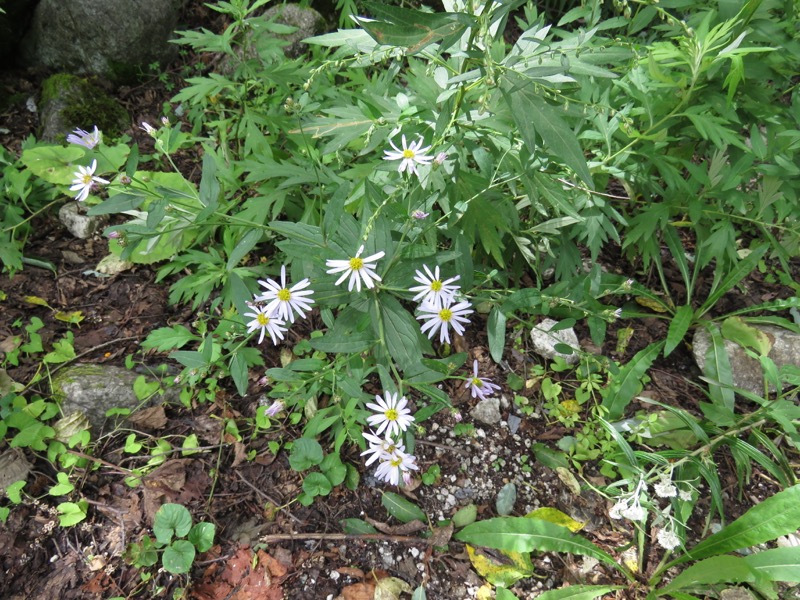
[259, 532, 429, 544]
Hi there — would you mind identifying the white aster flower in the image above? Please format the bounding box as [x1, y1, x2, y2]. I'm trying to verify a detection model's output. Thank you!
[69, 159, 110, 202]
[366, 391, 415, 438]
[244, 305, 288, 345]
[465, 360, 501, 401]
[66, 125, 101, 149]
[417, 298, 473, 345]
[374, 447, 419, 486]
[383, 134, 434, 176]
[409, 264, 460, 310]
[256, 264, 315, 323]
[361, 429, 404, 467]
[654, 477, 678, 499]
[656, 527, 681, 551]
[325, 245, 385, 292]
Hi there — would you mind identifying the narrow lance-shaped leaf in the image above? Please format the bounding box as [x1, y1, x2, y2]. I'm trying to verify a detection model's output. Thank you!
[673, 484, 800, 566]
[601, 340, 664, 420]
[664, 304, 695, 357]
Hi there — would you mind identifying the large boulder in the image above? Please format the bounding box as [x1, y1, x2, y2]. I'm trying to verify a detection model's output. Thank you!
[19, 0, 184, 81]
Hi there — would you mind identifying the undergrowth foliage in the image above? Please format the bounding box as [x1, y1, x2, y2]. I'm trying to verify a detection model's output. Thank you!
[2, 0, 800, 598]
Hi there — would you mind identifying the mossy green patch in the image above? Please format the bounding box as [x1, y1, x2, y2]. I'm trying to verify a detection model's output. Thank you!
[40, 74, 129, 141]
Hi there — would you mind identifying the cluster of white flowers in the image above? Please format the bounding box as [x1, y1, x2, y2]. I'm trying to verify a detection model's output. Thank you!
[361, 392, 418, 486]
[245, 264, 315, 345]
[409, 264, 473, 345]
[609, 469, 695, 553]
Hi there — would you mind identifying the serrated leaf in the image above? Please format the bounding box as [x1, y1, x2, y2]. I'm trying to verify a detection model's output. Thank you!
[142, 325, 198, 352]
[665, 305, 695, 357]
[382, 491, 426, 524]
[663, 555, 757, 592]
[504, 81, 593, 187]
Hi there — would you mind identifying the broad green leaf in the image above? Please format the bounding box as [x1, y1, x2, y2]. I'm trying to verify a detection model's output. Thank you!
[154, 503, 193, 544]
[378, 295, 427, 372]
[57, 501, 88, 527]
[536, 585, 623, 600]
[21, 145, 85, 185]
[381, 491, 426, 524]
[601, 341, 664, 420]
[676, 484, 800, 565]
[496, 589, 520, 600]
[49, 472, 74, 496]
[162, 540, 195, 574]
[665, 305, 694, 357]
[170, 350, 208, 370]
[341, 518, 379, 534]
[455, 517, 618, 568]
[188, 522, 216, 553]
[663, 555, 757, 592]
[453, 504, 478, 528]
[289, 438, 324, 471]
[701, 324, 735, 415]
[303, 472, 333, 497]
[721, 317, 772, 356]
[504, 81, 593, 188]
[744, 546, 800, 582]
[488, 307, 507, 363]
[229, 352, 249, 397]
[142, 325, 198, 352]
[226, 228, 262, 271]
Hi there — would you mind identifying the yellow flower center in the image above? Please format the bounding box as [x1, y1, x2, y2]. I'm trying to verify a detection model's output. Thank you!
[402, 149, 415, 159]
[385, 408, 398, 421]
[349, 257, 364, 270]
[256, 313, 270, 326]
[390, 456, 403, 467]
[277, 288, 291, 301]
[471, 377, 483, 388]
[430, 279, 442, 292]
[82, 174, 93, 184]
[438, 308, 453, 322]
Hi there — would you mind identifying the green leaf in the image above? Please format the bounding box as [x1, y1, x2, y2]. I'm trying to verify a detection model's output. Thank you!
[356, 1, 476, 54]
[536, 585, 623, 600]
[496, 589, 520, 600]
[504, 81, 593, 188]
[601, 340, 664, 420]
[188, 522, 216, 553]
[181, 434, 200, 456]
[162, 539, 195, 574]
[288, 438, 324, 471]
[700, 245, 768, 314]
[381, 491, 427, 524]
[665, 305, 694, 357]
[226, 228, 262, 271]
[303, 472, 333, 497]
[141, 325, 198, 352]
[57, 501, 88, 527]
[744, 546, 800, 582]
[341, 518, 379, 534]
[721, 316, 772, 356]
[452, 504, 478, 528]
[663, 555, 757, 592]
[153, 503, 193, 545]
[229, 352, 249, 397]
[488, 307, 507, 363]
[198, 152, 220, 208]
[701, 324, 735, 415]
[455, 517, 618, 568]
[133, 375, 160, 401]
[5, 480, 26, 504]
[170, 350, 208, 370]
[378, 295, 427, 372]
[20, 145, 85, 185]
[677, 484, 800, 565]
[49, 472, 75, 496]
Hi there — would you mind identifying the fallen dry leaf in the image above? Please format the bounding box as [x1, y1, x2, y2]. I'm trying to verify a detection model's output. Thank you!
[341, 581, 375, 600]
[129, 405, 168, 430]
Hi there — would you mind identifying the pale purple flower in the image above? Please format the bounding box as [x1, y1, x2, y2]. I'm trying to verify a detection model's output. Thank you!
[411, 210, 430, 220]
[256, 264, 315, 323]
[325, 245, 385, 292]
[366, 392, 415, 438]
[66, 126, 101, 149]
[383, 135, 434, 176]
[465, 360, 501, 401]
[264, 400, 284, 417]
[434, 151, 447, 165]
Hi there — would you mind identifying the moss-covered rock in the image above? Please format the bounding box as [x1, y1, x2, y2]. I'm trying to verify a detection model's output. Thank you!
[39, 74, 129, 142]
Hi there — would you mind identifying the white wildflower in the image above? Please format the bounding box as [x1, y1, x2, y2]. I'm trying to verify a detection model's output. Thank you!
[416, 298, 473, 345]
[256, 264, 315, 323]
[366, 391, 415, 438]
[383, 134, 434, 176]
[69, 159, 110, 202]
[409, 264, 460, 310]
[325, 245, 385, 292]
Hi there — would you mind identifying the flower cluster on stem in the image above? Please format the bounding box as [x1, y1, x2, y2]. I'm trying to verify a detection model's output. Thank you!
[362, 391, 418, 486]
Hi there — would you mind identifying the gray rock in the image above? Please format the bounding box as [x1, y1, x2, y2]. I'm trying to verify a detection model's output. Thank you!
[719, 588, 757, 600]
[0, 448, 32, 496]
[59, 202, 106, 239]
[530, 318, 580, 364]
[470, 397, 501, 425]
[692, 325, 800, 395]
[507, 413, 522, 434]
[20, 0, 183, 80]
[261, 4, 326, 58]
[38, 74, 129, 142]
[52, 363, 173, 434]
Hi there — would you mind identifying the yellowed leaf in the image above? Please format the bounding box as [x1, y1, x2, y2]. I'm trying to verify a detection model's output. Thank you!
[466, 545, 534, 588]
[525, 507, 585, 532]
[635, 296, 670, 312]
[24, 295, 51, 308]
[55, 310, 85, 324]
